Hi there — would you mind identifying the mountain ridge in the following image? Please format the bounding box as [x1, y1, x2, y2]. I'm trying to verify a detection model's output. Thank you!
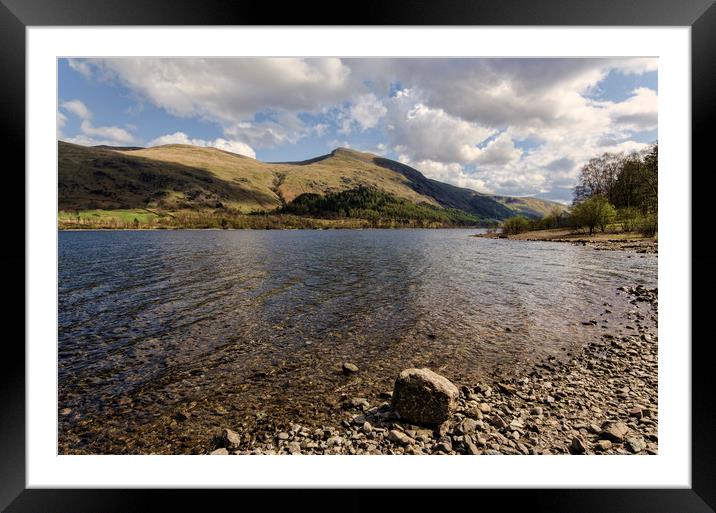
[59, 141, 564, 221]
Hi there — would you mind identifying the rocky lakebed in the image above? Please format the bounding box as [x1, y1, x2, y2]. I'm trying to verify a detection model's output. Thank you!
[206, 285, 658, 456]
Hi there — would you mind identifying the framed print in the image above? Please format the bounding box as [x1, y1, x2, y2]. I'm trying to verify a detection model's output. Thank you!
[3, 0, 715, 511]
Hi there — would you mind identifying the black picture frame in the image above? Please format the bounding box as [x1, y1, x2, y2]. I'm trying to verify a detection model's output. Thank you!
[2, 0, 713, 511]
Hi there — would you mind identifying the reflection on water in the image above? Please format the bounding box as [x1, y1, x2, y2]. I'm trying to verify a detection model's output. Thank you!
[58, 229, 657, 451]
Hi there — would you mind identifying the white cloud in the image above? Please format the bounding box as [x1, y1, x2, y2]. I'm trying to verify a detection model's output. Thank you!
[313, 123, 329, 137]
[351, 58, 656, 132]
[66, 57, 658, 199]
[386, 89, 495, 163]
[401, 157, 490, 193]
[67, 59, 94, 78]
[76, 58, 357, 148]
[343, 93, 387, 132]
[57, 111, 67, 139]
[607, 87, 658, 131]
[61, 99, 92, 120]
[79, 120, 137, 145]
[224, 113, 305, 148]
[607, 58, 658, 75]
[473, 132, 522, 166]
[147, 131, 255, 158]
[60, 99, 139, 146]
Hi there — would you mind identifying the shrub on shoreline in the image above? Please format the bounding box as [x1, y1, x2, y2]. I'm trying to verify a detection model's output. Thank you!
[501, 215, 531, 235]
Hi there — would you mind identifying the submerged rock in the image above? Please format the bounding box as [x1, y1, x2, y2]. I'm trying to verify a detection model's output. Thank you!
[342, 362, 359, 375]
[391, 368, 459, 425]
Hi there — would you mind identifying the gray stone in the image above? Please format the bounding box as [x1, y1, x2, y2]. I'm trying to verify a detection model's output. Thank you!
[388, 429, 415, 446]
[277, 432, 290, 440]
[222, 428, 241, 448]
[464, 435, 480, 455]
[461, 418, 479, 433]
[601, 421, 630, 442]
[327, 436, 343, 447]
[391, 368, 459, 425]
[497, 383, 517, 395]
[210, 448, 229, 455]
[349, 397, 370, 410]
[174, 410, 191, 421]
[626, 436, 646, 453]
[489, 414, 508, 429]
[595, 439, 613, 451]
[342, 362, 359, 375]
[628, 407, 643, 419]
[435, 439, 453, 453]
[436, 421, 451, 437]
[569, 436, 587, 454]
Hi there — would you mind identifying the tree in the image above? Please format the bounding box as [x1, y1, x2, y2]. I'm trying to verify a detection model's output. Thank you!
[573, 153, 624, 204]
[574, 144, 657, 211]
[502, 215, 531, 235]
[640, 143, 658, 214]
[617, 207, 641, 232]
[611, 156, 644, 209]
[571, 196, 616, 235]
[598, 202, 616, 232]
[572, 143, 657, 237]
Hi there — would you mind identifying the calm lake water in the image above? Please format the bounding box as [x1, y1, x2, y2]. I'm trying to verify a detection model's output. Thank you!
[58, 229, 657, 453]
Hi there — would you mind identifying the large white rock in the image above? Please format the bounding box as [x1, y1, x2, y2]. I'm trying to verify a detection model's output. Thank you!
[391, 368, 459, 425]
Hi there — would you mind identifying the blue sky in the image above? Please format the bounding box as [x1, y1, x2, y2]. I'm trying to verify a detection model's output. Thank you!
[58, 58, 657, 203]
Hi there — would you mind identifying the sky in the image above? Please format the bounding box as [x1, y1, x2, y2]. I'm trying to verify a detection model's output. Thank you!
[58, 57, 657, 203]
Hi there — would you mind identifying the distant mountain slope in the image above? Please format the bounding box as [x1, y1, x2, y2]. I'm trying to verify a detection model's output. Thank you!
[58, 141, 563, 220]
[58, 142, 279, 212]
[493, 195, 566, 218]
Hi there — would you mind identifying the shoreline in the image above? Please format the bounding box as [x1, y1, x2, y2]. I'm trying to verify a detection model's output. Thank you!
[60, 284, 657, 455]
[474, 228, 658, 254]
[57, 224, 493, 232]
[200, 285, 657, 455]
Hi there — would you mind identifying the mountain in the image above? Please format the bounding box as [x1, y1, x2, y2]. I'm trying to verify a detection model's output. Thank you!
[58, 141, 563, 222]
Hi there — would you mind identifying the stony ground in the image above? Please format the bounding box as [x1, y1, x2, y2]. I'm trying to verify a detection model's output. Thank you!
[475, 230, 658, 254]
[207, 285, 658, 455]
[536, 238, 657, 254]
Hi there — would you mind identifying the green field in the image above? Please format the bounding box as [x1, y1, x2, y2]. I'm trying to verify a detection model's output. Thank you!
[59, 209, 166, 228]
[60, 209, 162, 222]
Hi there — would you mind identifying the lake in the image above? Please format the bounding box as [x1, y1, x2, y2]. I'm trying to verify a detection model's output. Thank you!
[58, 229, 657, 453]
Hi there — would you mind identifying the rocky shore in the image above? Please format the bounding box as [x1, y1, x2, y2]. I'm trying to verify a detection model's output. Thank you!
[474, 230, 658, 254]
[527, 238, 657, 254]
[207, 285, 658, 455]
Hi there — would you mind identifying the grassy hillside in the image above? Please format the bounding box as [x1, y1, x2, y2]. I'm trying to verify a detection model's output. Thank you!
[59, 142, 280, 212]
[493, 195, 568, 218]
[58, 141, 563, 226]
